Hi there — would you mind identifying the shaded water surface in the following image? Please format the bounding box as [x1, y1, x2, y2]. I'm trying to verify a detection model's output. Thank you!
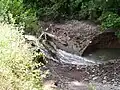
[83, 48, 120, 63]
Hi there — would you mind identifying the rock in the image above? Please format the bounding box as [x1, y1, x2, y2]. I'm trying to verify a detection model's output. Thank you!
[93, 77, 98, 80]
[41, 20, 101, 56]
[43, 80, 57, 90]
[41, 20, 120, 56]
[39, 20, 120, 90]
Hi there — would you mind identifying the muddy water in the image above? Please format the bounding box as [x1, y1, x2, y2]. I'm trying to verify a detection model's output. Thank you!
[83, 48, 120, 63]
[56, 49, 98, 65]
[42, 45, 120, 89]
[42, 43, 120, 65]
[25, 34, 120, 90]
[38, 20, 120, 89]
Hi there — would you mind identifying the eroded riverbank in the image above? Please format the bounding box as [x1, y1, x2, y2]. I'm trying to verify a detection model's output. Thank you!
[26, 20, 120, 90]
[44, 59, 120, 90]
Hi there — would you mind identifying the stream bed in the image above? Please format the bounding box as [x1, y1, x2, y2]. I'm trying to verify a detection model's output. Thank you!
[25, 35, 120, 90]
[83, 48, 120, 63]
[41, 43, 120, 90]
[25, 20, 120, 90]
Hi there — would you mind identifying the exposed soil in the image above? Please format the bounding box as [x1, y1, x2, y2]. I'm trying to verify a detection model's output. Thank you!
[40, 20, 120, 56]
[43, 59, 120, 90]
[38, 20, 120, 90]
[40, 20, 101, 56]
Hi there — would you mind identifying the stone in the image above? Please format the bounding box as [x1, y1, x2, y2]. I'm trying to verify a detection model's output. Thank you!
[41, 20, 120, 57]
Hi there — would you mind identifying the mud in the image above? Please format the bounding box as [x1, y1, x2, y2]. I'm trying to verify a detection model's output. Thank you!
[35, 20, 120, 90]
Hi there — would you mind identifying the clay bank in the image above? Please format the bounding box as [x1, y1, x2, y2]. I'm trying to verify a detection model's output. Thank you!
[40, 20, 120, 64]
[26, 20, 120, 90]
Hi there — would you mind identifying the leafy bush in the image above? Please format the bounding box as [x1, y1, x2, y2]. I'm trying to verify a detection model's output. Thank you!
[23, 0, 103, 20]
[0, 23, 43, 90]
[99, 12, 120, 29]
[0, 0, 39, 35]
[23, 0, 71, 20]
[24, 0, 120, 35]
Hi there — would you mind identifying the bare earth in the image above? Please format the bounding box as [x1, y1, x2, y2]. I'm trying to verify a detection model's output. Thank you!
[40, 20, 120, 90]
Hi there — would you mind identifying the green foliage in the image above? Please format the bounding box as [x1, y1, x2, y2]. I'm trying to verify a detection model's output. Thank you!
[24, 0, 71, 20]
[23, 0, 104, 20]
[0, 23, 44, 90]
[115, 31, 120, 38]
[0, 0, 39, 35]
[24, 0, 120, 36]
[99, 12, 120, 29]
